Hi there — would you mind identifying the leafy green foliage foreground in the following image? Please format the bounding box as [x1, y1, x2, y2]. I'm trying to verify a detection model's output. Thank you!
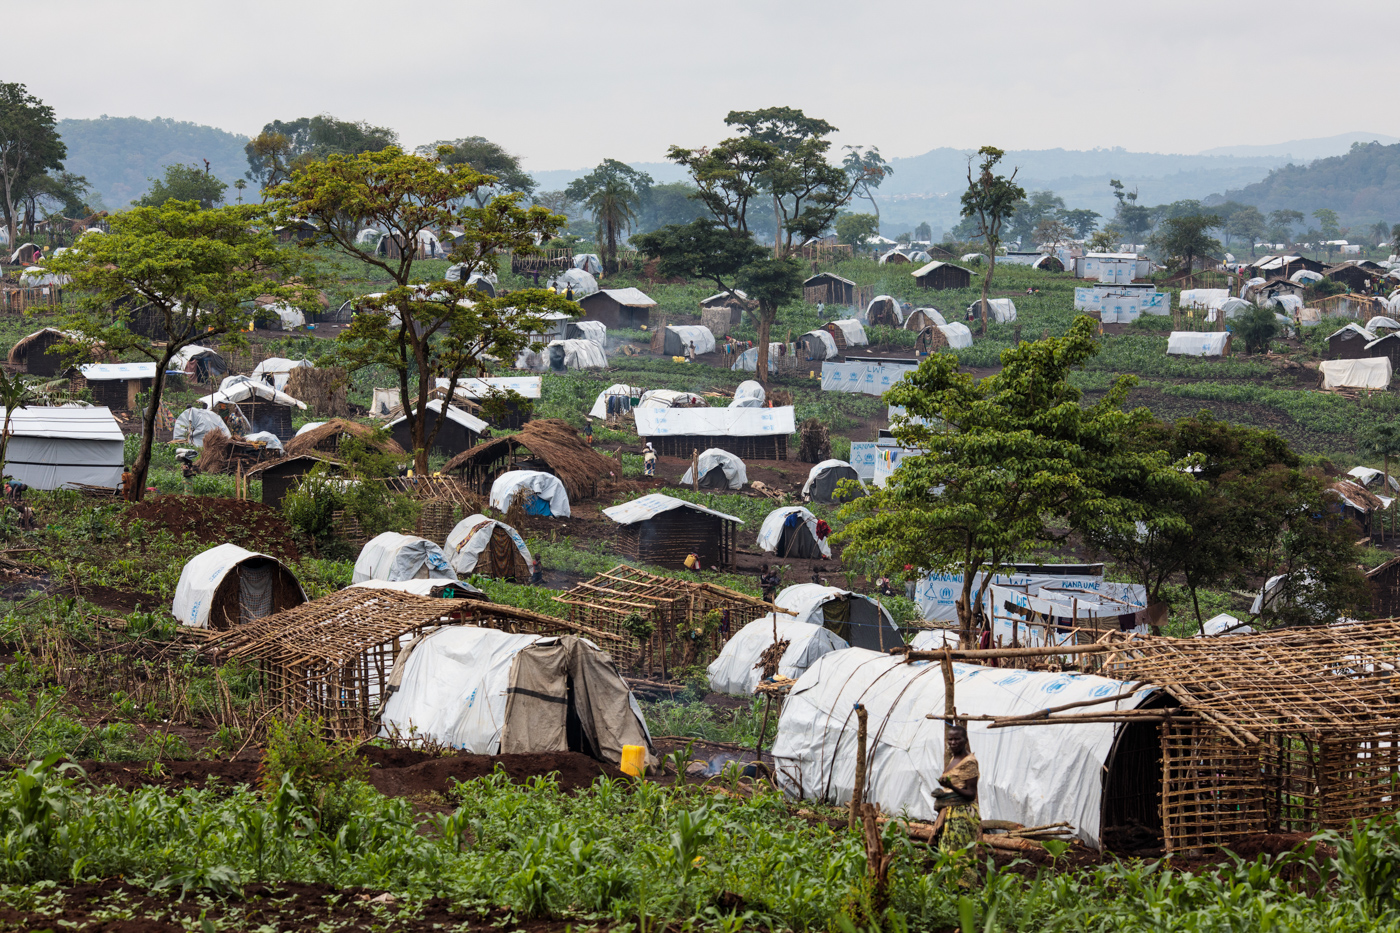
[0, 759, 1397, 930]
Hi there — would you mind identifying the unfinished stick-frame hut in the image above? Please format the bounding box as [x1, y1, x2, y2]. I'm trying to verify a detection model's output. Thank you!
[284, 419, 407, 461]
[442, 419, 612, 501]
[601, 493, 743, 571]
[554, 564, 775, 676]
[202, 588, 604, 738]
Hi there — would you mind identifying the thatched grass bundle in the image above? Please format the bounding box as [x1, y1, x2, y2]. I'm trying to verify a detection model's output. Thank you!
[194, 428, 237, 473]
[284, 419, 406, 460]
[286, 366, 348, 417]
[798, 417, 831, 463]
[443, 418, 614, 501]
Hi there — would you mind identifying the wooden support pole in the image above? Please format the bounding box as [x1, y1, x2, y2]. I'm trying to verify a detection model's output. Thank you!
[849, 703, 868, 830]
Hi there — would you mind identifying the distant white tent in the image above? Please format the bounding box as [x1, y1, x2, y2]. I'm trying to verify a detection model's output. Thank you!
[1290, 270, 1323, 284]
[252, 357, 313, 392]
[541, 339, 607, 370]
[968, 298, 1016, 323]
[772, 584, 899, 652]
[548, 268, 599, 298]
[172, 408, 228, 448]
[731, 346, 776, 373]
[1348, 466, 1400, 494]
[588, 384, 643, 419]
[802, 459, 866, 503]
[1320, 357, 1392, 390]
[827, 319, 868, 347]
[932, 322, 974, 349]
[352, 532, 456, 584]
[444, 514, 532, 578]
[680, 448, 748, 489]
[1178, 288, 1230, 311]
[567, 320, 608, 347]
[707, 617, 847, 695]
[489, 470, 571, 517]
[864, 295, 903, 325]
[662, 325, 716, 357]
[1199, 613, 1255, 637]
[961, 252, 987, 264]
[380, 627, 653, 764]
[796, 329, 840, 361]
[573, 254, 603, 275]
[637, 389, 706, 410]
[1166, 331, 1231, 357]
[756, 506, 832, 559]
[172, 543, 307, 629]
[731, 380, 765, 408]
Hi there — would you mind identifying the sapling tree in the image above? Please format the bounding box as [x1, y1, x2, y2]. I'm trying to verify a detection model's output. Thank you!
[46, 201, 316, 500]
[270, 146, 574, 473]
[960, 147, 1025, 335]
[0, 370, 37, 483]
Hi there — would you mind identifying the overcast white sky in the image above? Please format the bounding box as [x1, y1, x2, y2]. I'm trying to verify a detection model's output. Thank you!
[10, 0, 1398, 169]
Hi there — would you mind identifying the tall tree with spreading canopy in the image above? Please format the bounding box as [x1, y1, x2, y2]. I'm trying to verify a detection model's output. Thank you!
[270, 147, 574, 473]
[1060, 208, 1100, 238]
[837, 316, 1195, 645]
[46, 201, 315, 500]
[423, 137, 537, 207]
[1157, 213, 1222, 273]
[0, 83, 66, 247]
[245, 115, 398, 189]
[841, 146, 892, 228]
[960, 146, 1025, 335]
[566, 160, 651, 275]
[136, 162, 228, 209]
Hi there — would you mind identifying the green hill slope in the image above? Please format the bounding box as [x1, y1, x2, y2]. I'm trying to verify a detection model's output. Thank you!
[1210, 140, 1400, 228]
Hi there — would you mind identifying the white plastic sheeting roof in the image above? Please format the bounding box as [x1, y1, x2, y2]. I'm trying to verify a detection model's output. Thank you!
[1320, 357, 1392, 390]
[352, 532, 456, 584]
[490, 470, 571, 517]
[827, 319, 868, 346]
[637, 389, 706, 410]
[602, 492, 743, 526]
[1348, 466, 1400, 493]
[545, 338, 608, 370]
[864, 295, 902, 321]
[771, 649, 1156, 846]
[1166, 332, 1230, 356]
[170, 345, 225, 371]
[569, 320, 608, 347]
[911, 260, 975, 279]
[252, 357, 313, 391]
[547, 268, 599, 297]
[595, 286, 655, 307]
[756, 507, 831, 559]
[730, 346, 776, 373]
[910, 629, 959, 650]
[707, 617, 847, 695]
[773, 584, 895, 632]
[435, 376, 542, 399]
[258, 303, 306, 329]
[799, 329, 840, 359]
[665, 325, 716, 356]
[387, 399, 489, 436]
[968, 298, 1017, 323]
[935, 322, 974, 348]
[444, 514, 531, 575]
[198, 375, 307, 410]
[243, 431, 283, 451]
[0, 405, 124, 490]
[802, 459, 866, 498]
[907, 307, 947, 327]
[1178, 288, 1230, 310]
[1291, 270, 1324, 284]
[588, 384, 643, 419]
[635, 405, 795, 438]
[173, 408, 228, 448]
[820, 360, 919, 395]
[573, 254, 603, 275]
[1199, 613, 1255, 637]
[730, 380, 765, 408]
[80, 362, 162, 381]
[173, 543, 305, 629]
[680, 449, 748, 489]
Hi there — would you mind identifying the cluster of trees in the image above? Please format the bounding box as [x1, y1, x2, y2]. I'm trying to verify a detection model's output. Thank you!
[839, 318, 1367, 643]
[1218, 139, 1400, 231]
[0, 82, 90, 245]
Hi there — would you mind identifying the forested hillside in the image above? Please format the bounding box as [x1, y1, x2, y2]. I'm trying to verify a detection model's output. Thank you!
[57, 116, 251, 208]
[1211, 140, 1400, 228]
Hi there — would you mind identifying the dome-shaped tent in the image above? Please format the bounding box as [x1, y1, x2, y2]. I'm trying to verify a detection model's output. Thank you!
[680, 448, 748, 489]
[773, 584, 899, 652]
[915, 322, 973, 352]
[864, 295, 903, 327]
[573, 254, 603, 275]
[588, 384, 643, 419]
[547, 268, 599, 298]
[731, 346, 777, 373]
[903, 308, 946, 331]
[543, 339, 607, 371]
[444, 514, 532, 581]
[173, 543, 307, 630]
[445, 264, 498, 297]
[802, 459, 866, 503]
[489, 470, 571, 517]
[637, 389, 707, 409]
[757, 506, 832, 559]
[707, 616, 847, 695]
[1291, 269, 1324, 285]
[795, 329, 839, 361]
[352, 532, 456, 584]
[730, 380, 765, 408]
[380, 627, 654, 765]
[968, 298, 1017, 323]
[172, 408, 229, 448]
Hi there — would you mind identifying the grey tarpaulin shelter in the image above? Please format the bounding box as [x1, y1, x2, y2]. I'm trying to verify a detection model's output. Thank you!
[172, 408, 229, 448]
[756, 506, 832, 559]
[0, 406, 124, 490]
[680, 448, 748, 489]
[772, 584, 899, 651]
[172, 543, 307, 630]
[444, 514, 532, 581]
[380, 627, 654, 765]
[352, 532, 457, 584]
[662, 325, 716, 357]
[802, 459, 866, 503]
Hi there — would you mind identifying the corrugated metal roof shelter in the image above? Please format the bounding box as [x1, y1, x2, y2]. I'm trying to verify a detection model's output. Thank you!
[635, 405, 796, 460]
[602, 493, 744, 570]
[0, 405, 124, 490]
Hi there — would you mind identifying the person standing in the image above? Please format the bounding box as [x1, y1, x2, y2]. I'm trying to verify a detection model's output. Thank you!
[643, 442, 657, 477]
[565, 284, 575, 301]
[584, 420, 594, 445]
[530, 556, 544, 586]
[931, 723, 981, 879]
[759, 563, 779, 603]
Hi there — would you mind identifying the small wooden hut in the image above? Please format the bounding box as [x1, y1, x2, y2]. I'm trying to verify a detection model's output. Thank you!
[911, 260, 975, 291]
[202, 588, 596, 738]
[389, 402, 488, 457]
[802, 272, 857, 305]
[442, 419, 612, 501]
[1328, 323, 1373, 360]
[1366, 557, 1400, 617]
[903, 308, 941, 332]
[246, 454, 340, 510]
[1365, 331, 1400, 371]
[601, 493, 742, 571]
[7, 328, 82, 377]
[77, 363, 158, 411]
[577, 287, 656, 329]
[554, 564, 775, 676]
[1325, 263, 1377, 292]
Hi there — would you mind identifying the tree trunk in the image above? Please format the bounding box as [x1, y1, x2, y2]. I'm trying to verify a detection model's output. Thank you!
[0, 169, 15, 252]
[772, 193, 782, 259]
[1189, 576, 1205, 635]
[0, 408, 12, 479]
[755, 305, 774, 386]
[606, 217, 618, 276]
[979, 254, 995, 336]
[130, 365, 170, 502]
[411, 336, 432, 476]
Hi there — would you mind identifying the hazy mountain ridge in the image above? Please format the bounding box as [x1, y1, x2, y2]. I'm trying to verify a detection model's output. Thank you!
[1207, 140, 1400, 227]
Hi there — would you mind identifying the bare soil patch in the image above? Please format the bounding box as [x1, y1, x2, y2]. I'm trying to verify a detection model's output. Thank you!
[124, 494, 301, 563]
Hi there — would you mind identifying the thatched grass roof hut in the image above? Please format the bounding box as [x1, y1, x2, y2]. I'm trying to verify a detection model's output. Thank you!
[442, 419, 613, 501]
[284, 419, 406, 460]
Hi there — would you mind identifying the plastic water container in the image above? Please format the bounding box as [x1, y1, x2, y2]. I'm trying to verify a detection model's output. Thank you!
[620, 744, 646, 777]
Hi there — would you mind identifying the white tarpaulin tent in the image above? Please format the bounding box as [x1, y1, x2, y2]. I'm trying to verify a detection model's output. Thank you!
[796, 329, 840, 360]
[170, 345, 227, 380]
[1348, 466, 1400, 493]
[172, 408, 228, 448]
[547, 268, 599, 298]
[573, 254, 603, 274]
[635, 406, 795, 439]
[539, 339, 607, 371]
[731, 381, 765, 407]
[969, 298, 1016, 323]
[802, 459, 866, 503]
[444, 514, 532, 576]
[864, 295, 904, 324]
[772, 584, 898, 652]
[731, 346, 776, 373]
[172, 543, 307, 629]
[380, 627, 653, 764]
[662, 325, 716, 357]
[1166, 332, 1230, 356]
[757, 506, 832, 559]
[637, 389, 706, 410]
[198, 375, 307, 411]
[245, 431, 283, 451]
[352, 532, 456, 584]
[1291, 270, 1323, 284]
[681, 448, 748, 489]
[252, 357, 313, 391]
[588, 384, 643, 419]
[489, 470, 571, 517]
[386, 399, 489, 438]
[707, 617, 847, 695]
[1178, 288, 1230, 311]
[828, 319, 868, 347]
[771, 649, 1156, 846]
[1320, 357, 1392, 390]
[1367, 316, 1400, 335]
[257, 303, 306, 329]
[934, 323, 974, 349]
[568, 320, 608, 347]
[820, 360, 917, 395]
[1200, 613, 1255, 636]
[0, 406, 124, 490]
[80, 362, 163, 381]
